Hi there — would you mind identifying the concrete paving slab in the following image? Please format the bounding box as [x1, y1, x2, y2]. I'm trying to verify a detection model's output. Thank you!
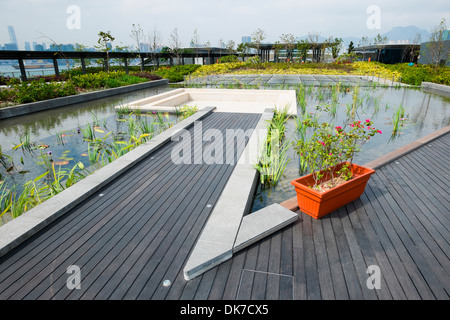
[233, 203, 299, 253]
[183, 108, 274, 280]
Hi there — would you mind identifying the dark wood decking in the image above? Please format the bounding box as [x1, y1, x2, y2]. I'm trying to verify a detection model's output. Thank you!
[0, 111, 261, 300]
[0, 122, 449, 300]
[175, 133, 450, 300]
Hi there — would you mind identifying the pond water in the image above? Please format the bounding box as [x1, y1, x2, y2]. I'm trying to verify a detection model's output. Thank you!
[0, 83, 449, 217]
[250, 85, 450, 212]
[0, 85, 174, 193]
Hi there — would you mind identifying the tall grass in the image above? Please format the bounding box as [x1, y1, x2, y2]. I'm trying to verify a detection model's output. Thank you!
[0, 108, 197, 223]
[296, 84, 307, 114]
[392, 104, 405, 137]
[254, 105, 292, 187]
[0, 161, 87, 221]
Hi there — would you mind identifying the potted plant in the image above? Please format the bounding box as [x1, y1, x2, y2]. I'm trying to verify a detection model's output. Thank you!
[291, 117, 382, 219]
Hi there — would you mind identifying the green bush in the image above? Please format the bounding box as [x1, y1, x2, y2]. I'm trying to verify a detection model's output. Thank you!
[70, 71, 149, 89]
[10, 79, 77, 103]
[1, 69, 161, 106]
[384, 63, 450, 86]
[154, 64, 201, 82]
[0, 87, 16, 104]
[219, 55, 239, 63]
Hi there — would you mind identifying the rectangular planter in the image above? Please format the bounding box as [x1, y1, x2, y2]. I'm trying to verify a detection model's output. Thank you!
[291, 162, 375, 219]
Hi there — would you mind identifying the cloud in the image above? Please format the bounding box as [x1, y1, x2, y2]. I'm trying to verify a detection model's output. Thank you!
[0, 0, 447, 49]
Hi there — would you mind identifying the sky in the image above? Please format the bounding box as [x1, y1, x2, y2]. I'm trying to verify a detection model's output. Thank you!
[0, 0, 449, 50]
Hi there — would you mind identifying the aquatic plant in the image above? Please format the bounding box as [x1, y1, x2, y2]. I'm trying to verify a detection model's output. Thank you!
[81, 123, 96, 141]
[296, 84, 307, 114]
[254, 106, 292, 187]
[392, 104, 406, 137]
[0, 160, 87, 221]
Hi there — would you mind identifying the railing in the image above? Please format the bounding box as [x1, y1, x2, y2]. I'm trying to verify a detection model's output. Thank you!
[0, 50, 245, 81]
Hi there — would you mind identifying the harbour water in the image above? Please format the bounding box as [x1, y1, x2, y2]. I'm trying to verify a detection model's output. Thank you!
[0, 64, 70, 78]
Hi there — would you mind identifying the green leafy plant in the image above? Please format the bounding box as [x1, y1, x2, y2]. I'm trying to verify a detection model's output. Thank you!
[254, 106, 291, 187]
[293, 117, 382, 191]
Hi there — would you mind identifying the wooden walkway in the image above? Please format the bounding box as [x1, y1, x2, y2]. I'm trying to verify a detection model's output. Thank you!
[0, 111, 261, 300]
[182, 133, 449, 300]
[0, 119, 449, 300]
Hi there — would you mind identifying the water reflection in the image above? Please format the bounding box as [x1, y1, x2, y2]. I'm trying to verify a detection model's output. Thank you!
[250, 86, 450, 212]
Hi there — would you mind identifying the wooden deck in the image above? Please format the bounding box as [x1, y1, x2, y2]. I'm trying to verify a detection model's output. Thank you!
[183, 133, 449, 300]
[0, 117, 448, 300]
[0, 111, 261, 300]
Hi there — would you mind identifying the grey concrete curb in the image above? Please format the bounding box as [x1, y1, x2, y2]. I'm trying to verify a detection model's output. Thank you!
[0, 79, 169, 120]
[183, 108, 298, 280]
[0, 106, 216, 258]
[421, 82, 450, 98]
[233, 203, 299, 253]
[364, 125, 450, 170]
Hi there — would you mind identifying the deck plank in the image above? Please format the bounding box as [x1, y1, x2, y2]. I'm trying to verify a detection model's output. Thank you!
[1, 120, 449, 301]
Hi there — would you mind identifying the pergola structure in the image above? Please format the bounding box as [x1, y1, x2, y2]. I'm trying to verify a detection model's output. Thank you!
[258, 43, 327, 63]
[353, 44, 421, 64]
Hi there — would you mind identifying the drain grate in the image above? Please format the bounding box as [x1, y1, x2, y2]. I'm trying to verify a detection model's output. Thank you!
[237, 269, 294, 300]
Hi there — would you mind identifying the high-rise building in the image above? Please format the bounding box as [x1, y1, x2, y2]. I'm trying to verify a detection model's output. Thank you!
[34, 44, 45, 51]
[443, 30, 449, 41]
[7, 26, 18, 50]
[242, 36, 251, 44]
[25, 42, 31, 51]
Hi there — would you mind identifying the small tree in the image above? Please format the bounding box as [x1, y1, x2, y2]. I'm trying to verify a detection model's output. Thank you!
[149, 27, 162, 69]
[170, 28, 183, 65]
[347, 41, 355, 54]
[236, 42, 249, 61]
[308, 31, 321, 62]
[297, 39, 310, 62]
[226, 40, 236, 54]
[130, 24, 145, 71]
[190, 28, 200, 47]
[358, 36, 370, 61]
[426, 18, 449, 68]
[280, 33, 296, 62]
[373, 33, 388, 45]
[96, 31, 115, 72]
[329, 38, 343, 59]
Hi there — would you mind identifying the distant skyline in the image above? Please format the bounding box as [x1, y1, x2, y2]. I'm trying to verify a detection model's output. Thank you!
[0, 0, 449, 50]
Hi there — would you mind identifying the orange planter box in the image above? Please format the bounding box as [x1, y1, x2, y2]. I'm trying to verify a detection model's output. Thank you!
[291, 162, 375, 219]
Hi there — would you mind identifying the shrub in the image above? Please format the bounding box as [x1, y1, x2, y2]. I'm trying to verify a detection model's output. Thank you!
[154, 64, 201, 82]
[218, 55, 239, 63]
[10, 78, 77, 103]
[352, 61, 402, 82]
[130, 71, 162, 81]
[383, 63, 450, 86]
[0, 87, 16, 104]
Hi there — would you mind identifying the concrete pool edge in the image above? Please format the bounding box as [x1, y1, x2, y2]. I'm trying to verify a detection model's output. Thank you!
[0, 106, 216, 258]
[119, 87, 298, 115]
[182, 108, 300, 281]
[421, 82, 450, 98]
[280, 125, 450, 212]
[0, 79, 169, 120]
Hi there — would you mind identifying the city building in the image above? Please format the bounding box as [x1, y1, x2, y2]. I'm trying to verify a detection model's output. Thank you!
[7, 25, 18, 50]
[242, 36, 251, 44]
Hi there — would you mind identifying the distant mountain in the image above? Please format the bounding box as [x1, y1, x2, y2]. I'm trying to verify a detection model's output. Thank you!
[382, 26, 430, 43]
[295, 26, 430, 49]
